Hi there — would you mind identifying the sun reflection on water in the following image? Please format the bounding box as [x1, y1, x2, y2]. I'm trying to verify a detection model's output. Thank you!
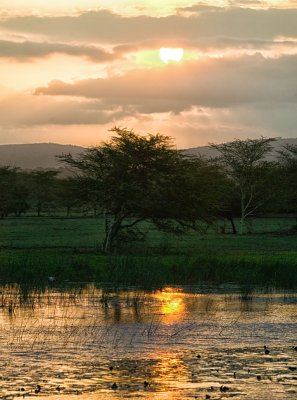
[0, 285, 296, 399]
[153, 287, 187, 323]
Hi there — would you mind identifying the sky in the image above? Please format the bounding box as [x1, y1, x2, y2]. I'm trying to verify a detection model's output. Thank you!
[0, 1, 296, 148]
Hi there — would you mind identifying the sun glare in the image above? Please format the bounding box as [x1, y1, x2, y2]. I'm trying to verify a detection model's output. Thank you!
[159, 48, 184, 64]
[153, 287, 186, 323]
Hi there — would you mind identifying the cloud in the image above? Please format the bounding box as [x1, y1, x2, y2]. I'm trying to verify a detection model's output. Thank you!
[1, 7, 297, 44]
[0, 93, 131, 126]
[35, 54, 297, 111]
[0, 102, 296, 148]
[1, 7, 296, 66]
[0, 39, 121, 62]
[0, 4, 296, 147]
[0, 36, 295, 66]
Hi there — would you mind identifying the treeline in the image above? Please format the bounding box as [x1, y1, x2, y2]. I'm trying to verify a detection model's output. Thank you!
[1, 128, 296, 252]
[0, 168, 94, 218]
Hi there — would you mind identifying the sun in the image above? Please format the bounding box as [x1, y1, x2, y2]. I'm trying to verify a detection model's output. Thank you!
[159, 48, 184, 64]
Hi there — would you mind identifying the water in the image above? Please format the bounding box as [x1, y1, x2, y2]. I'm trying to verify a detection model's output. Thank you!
[0, 284, 296, 399]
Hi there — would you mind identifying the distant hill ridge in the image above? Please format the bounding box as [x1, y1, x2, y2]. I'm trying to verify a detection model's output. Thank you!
[183, 138, 297, 159]
[0, 138, 296, 169]
[0, 143, 84, 169]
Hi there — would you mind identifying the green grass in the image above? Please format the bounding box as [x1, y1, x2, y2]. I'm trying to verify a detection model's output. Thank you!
[0, 217, 100, 248]
[0, 216, 296, 287]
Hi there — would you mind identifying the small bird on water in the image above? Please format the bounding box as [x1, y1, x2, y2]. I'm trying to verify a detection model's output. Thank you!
[264, 345, 270, 355]
[35, 385, 41, 394]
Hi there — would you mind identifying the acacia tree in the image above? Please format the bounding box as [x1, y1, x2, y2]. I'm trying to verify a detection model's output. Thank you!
[29, 170, 59, 216]
[210, 137, 276, 234]
[278, 144, 297, 215]
[60, 127, 224, 253]
[56, 177, 84, 216]
[0, 167, 30, 217]
[0, 167, 18, 218]
[150, 156, 227, 233]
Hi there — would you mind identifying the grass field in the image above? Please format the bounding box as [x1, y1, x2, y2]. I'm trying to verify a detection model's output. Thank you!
[0, 216, 296, 287]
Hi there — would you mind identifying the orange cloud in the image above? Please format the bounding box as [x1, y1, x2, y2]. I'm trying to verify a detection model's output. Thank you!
[35, 54, 297, 110]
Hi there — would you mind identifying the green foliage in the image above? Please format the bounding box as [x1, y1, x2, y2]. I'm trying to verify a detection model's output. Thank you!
[210, 137, 277, 233]
[55, 177, 87, 216]
[0, 133, 296, 287]
[0, 217, 296, 287]
[59, 127, 225, 253]
[28, 170, 60, 216]
[0, 167, 30, 217]
[278, 144, 297, 214]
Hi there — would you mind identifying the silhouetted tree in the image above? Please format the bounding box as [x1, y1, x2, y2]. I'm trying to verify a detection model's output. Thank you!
[10, 171, 31, 216]
[278, 144, 297, 215]
[0, 167, 17, 218]
[29, 170, 59, 216]
[60, 127, 224, 253]
[56, 177, 86, 216]
[211, 137, 276, 233]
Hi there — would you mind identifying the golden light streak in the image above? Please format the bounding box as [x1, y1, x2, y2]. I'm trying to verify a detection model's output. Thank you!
[153, 287, 186, 323]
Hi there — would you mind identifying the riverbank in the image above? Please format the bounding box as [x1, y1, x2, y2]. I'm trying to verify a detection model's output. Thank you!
[0, 217, 296, 287]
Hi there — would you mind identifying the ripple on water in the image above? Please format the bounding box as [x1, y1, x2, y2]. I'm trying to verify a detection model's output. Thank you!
[0, 285, 296, 399]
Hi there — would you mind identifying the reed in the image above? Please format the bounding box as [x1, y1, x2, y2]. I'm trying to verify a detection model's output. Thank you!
[0, 216, 296, 287]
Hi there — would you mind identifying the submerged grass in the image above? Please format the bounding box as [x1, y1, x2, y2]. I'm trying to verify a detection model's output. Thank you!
[0, 216, 296, 287]
[0, 250, 296, 288]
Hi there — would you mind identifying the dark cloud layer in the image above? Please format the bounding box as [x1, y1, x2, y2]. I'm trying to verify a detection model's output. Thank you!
[0, 37, 296, 64]
[1, 8, 297, 44]
[0, 4, 297, 145]
[0, 40, 121, 62]
[0, 95, 130, 126]
[35, 55, 297, 111]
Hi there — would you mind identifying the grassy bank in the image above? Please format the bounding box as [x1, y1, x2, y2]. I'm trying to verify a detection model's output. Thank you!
[0, 250, 296, 288]
[0, 217, 296, 287]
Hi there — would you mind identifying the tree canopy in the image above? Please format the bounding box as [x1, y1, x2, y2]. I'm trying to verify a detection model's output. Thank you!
[59, 127, 224, 253]
[278, 144, 297, 214]
[210, 137, 276, 233]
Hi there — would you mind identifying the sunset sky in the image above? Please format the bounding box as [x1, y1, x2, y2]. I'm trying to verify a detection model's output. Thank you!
[0, 1, 296, 148]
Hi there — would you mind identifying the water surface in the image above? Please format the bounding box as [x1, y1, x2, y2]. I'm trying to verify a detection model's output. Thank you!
[0, 284, 296, 399]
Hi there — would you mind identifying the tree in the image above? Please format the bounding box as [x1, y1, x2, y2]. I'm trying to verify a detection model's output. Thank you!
[277, 144, 297, 215]
[28, 170, 59, 216]
[60, 127, 224, 253]
[56, 177, 85, 217]
[0, 167, 30, 217]
[210, 137, 276, 234]
[150, 156, 227, 233]
[0, 167, 18, 218]
[9, 170, 31, 216]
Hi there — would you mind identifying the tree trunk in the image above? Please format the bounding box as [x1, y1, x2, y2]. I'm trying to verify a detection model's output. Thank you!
[102, 223, 118, 254]
[240, 193, 245, 234]
[102, 212, 124, 254]
[240, 215, 245, 234]
[229, 216, 237, 234]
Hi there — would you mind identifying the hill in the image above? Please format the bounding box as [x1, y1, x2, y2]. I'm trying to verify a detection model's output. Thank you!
[0, 143, 84, 169]
[0, 138, 296, 169]
[184, 137, 297, 159]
